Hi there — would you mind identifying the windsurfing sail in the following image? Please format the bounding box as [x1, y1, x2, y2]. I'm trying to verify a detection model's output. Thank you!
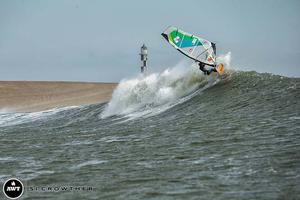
[162, 26, 216, 66]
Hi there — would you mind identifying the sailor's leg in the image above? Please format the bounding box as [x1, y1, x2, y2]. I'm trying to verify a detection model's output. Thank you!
[199, 63, 209, 75]
[198, 63, 205, 72]
[205, 67, 217, 75]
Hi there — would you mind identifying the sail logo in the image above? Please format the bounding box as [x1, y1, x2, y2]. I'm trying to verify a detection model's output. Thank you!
[192, 38, 197, 45]
[174, 36, 181, 44]
[2, 178, 24, 199]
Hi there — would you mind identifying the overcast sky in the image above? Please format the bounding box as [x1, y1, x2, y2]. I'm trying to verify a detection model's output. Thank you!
[0, 0, 299, 82]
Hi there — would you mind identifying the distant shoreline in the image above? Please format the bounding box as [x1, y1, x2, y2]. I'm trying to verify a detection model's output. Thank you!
[0, 81, 117, 112]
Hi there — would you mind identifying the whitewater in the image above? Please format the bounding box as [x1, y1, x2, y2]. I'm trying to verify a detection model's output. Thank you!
[0, 53, 299, 200]
[101, 53, 231, 119]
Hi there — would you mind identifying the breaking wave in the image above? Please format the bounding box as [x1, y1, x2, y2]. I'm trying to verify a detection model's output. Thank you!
[100, 53, 232, 118]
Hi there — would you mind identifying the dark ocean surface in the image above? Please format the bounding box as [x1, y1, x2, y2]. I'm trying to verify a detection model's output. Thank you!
[1, 68, 299, 199]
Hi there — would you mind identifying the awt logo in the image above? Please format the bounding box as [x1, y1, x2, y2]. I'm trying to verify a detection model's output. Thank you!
[2, 178, 24, 199]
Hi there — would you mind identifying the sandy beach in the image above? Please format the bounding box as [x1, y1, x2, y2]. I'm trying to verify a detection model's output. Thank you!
[0, 81, 117, 112]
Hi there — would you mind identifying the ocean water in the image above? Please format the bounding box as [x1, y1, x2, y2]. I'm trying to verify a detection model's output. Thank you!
[0, 60, 299, 199]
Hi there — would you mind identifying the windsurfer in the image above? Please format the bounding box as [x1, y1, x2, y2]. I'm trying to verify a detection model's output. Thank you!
[198, 62, 217, 75]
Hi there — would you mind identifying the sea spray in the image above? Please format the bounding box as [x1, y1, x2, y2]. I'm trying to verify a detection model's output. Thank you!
[101, 61, 205, 118]
[217, 52, 231, 69]
[101, 53, 232, 118]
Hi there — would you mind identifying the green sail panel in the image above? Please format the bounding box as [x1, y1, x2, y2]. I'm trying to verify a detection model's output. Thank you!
[162, 26, 216, 66]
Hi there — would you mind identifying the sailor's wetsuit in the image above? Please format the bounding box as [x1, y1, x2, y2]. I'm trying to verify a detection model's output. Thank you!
[198, 62, 217, 75]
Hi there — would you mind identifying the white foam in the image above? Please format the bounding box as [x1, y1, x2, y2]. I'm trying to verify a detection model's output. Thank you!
[0, 106, 78, 127]
[71, 160, 107, 170]
[100, 59, 226, 119]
